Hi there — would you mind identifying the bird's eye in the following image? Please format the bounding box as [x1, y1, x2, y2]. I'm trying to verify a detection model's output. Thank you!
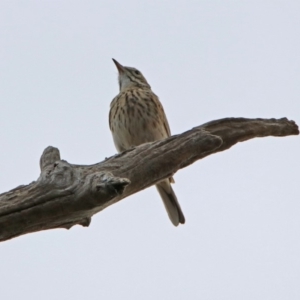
[134, 70, 140, 75]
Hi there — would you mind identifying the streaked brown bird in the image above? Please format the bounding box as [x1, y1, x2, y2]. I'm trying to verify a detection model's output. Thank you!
[109, 59, 185, 226]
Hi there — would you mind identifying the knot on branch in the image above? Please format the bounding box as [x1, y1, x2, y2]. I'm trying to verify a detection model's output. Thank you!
[39, 146, 76, 188]
[78, 217, 91, 227]
[40, 146, 61, 171]
[84, 172, 130, 198]
[38, 160, 76, 189]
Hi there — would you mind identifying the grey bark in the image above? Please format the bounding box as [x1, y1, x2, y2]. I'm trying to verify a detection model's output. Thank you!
[0, 117, 298, 242]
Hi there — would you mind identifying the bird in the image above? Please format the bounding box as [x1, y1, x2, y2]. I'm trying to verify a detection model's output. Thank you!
[109, 59, 185, 226]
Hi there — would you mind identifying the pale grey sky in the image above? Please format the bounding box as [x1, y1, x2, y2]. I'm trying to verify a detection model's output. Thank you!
[0, 1, 299, 299]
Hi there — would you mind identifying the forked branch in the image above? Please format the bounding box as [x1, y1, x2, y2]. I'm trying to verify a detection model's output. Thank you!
[0, 117, 298, 242]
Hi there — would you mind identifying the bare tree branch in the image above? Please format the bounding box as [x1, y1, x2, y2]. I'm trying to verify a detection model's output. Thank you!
[0, 117, 298, 242]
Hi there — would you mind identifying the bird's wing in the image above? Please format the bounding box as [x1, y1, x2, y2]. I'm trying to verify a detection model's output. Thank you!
[152, 93, 171, 137]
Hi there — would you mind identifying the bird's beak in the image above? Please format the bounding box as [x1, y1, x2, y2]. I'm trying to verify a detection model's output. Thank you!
[112, 59, 125, 73]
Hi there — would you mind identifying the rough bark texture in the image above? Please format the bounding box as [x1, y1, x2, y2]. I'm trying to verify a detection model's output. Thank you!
[0, 117, 298, 242]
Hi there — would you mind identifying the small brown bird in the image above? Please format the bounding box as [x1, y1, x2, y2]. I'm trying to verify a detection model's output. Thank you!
[109, 59, 185, 226]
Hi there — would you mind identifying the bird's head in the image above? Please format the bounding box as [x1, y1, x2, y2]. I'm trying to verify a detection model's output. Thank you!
[112, 59, 151, 91]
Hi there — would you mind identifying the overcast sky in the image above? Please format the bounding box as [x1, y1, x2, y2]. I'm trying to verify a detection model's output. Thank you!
[0, 1, 299, 299]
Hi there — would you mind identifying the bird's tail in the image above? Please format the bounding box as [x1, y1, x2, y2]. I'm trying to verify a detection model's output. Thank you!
[156, 179, 185, 226]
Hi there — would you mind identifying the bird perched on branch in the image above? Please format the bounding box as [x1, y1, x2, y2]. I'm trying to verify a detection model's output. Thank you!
[109, 59, 185, 226]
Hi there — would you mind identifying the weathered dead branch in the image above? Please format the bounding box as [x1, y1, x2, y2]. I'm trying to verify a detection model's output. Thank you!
[0, 117, 298, 242]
